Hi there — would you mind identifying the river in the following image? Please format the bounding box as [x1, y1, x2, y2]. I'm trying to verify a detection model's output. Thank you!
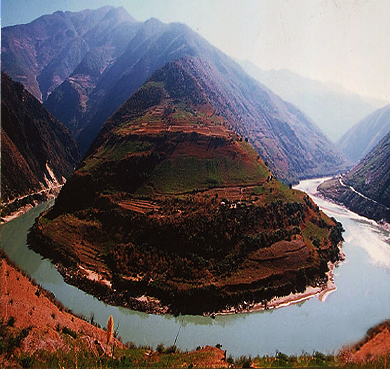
[1, 178, 390, 357]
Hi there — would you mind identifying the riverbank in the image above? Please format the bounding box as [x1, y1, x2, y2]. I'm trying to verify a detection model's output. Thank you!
[317, 177, 390, 225]
[3, 176, 390, 358]
[211, 250, 344, 316]
[48, 250, 343, 317]
[0, 252, 124, 368]
[0, 252, 229, 368]
[2, 249, 389, 368]
[1, 184, 63, 224]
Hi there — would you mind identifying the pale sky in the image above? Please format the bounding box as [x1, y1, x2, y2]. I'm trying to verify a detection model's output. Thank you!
[2, 0, 390, 101]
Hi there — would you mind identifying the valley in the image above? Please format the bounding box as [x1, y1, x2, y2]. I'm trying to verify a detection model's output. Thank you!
[1, 72, 80, 222]
[2, 3, 389, 366]
[2, 6, 349, 183]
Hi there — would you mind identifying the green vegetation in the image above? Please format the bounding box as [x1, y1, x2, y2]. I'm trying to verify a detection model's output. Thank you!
[0, 320, 31, 360]
[2, 324, 388, 369]
[150, 151, 267, 194]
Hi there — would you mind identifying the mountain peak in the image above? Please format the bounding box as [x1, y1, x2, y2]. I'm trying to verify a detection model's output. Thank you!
[102, 6, 138, 24]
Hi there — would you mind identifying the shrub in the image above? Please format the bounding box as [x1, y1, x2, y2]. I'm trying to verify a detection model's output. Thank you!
[62, 326, 77, 339]
[7, 316, 15, 327]
[165, 345, 178, 354]
[156, 343, 165, 353]
[19, 354, 34, 368]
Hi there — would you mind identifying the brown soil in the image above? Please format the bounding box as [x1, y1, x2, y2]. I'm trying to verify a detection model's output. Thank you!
[0, 257, 123, 357]
[344, 322, 390, 363]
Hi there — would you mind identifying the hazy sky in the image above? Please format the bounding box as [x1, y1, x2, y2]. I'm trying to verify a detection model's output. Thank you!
[2, 0, 390, 101]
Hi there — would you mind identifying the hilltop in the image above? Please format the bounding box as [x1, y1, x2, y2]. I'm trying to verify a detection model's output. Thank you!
[29, 57, 344, 315]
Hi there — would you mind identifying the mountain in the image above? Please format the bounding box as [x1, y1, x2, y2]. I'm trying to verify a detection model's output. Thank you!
[2, 7, 349, 182]
[239, 60, 386, 142]
[29, 58, 344, 315]
[319, 130, 390, 223]
[1, 6, 140, 102]
[337, 104, 390, 163]
[1, 72, 80, 220]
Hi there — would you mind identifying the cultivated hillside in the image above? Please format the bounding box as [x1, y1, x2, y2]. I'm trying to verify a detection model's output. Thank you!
[1, 72, 80, 221]
[30, 58, 344, 315]
[337, 104, 390, 163]
[2, 7, 349, 182]
[319, 130, 390, 223]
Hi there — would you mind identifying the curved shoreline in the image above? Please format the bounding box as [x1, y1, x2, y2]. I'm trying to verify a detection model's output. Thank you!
[51, 254, 343, 317]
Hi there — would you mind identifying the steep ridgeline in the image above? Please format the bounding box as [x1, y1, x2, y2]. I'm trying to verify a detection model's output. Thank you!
[337, 104, 390, 163]
[240, 61, 383, 142]
[50, 17, 348, 182]
[2, 7, 349, 182]
[1, 72, 80, 221]
[30, 59, 344, 315]
[319, 130, 390, 223]
[1, 6, 140, 102]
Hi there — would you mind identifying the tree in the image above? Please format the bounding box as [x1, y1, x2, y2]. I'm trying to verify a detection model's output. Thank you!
[107, 315, 114, 344]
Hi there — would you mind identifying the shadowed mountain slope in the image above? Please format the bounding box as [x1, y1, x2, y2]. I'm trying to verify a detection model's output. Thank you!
[30, 59, 344, 315]
[1, 72, 80, 220]
[72, 22, 350, 183]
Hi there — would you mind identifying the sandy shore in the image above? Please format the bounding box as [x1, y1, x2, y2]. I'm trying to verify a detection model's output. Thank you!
[212, 259, 340, 317]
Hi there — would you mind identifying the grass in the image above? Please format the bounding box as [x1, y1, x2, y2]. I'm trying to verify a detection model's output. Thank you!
[150, 151, 269, 194]
[5, 339, 389, 369]
[302, 220, 330, 245]
[95, 140, 154, 161]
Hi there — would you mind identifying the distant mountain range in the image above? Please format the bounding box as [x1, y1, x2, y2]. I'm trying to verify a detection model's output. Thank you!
[30, 57, 344, 314]
[239, 60, 387, 143]
[2, 6, 349, 183]
[319, 129, 390, 223]
[1, 72, 80, 220]
[1, 6, 139, 102]
[337, 104, 390, 163]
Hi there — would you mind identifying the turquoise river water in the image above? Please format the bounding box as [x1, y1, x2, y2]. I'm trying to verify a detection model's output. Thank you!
[1, 178, 389, 357]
